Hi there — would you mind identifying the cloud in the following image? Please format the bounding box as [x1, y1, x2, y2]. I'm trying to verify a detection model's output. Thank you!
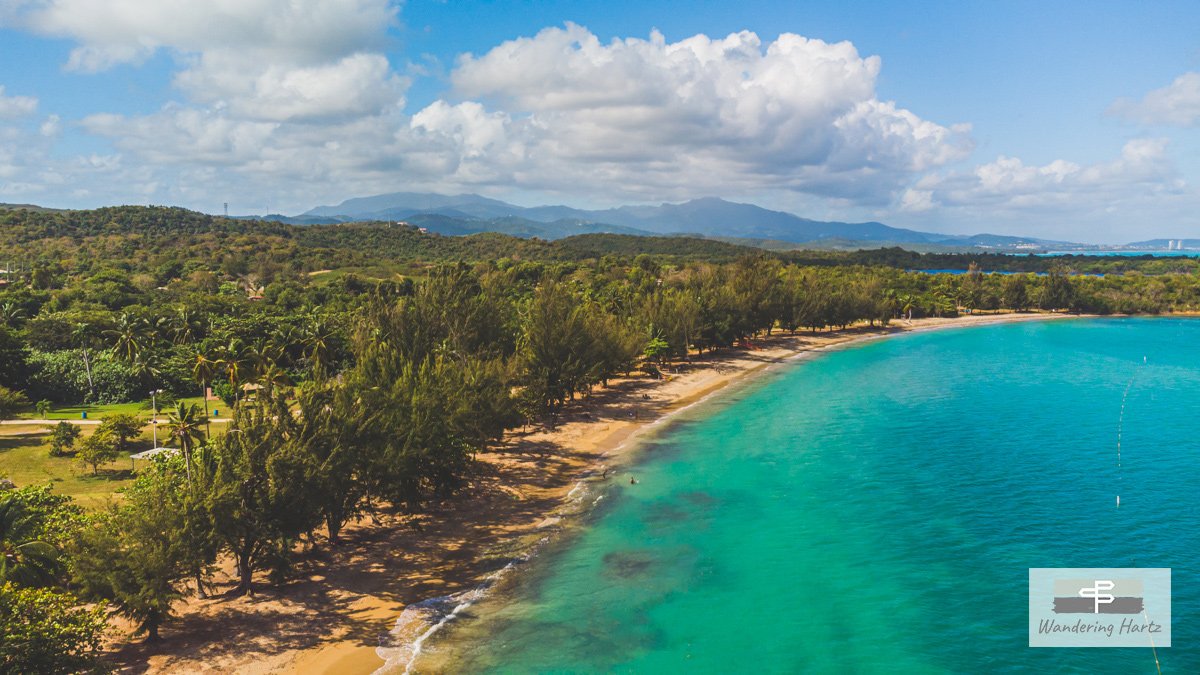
[434, 24, 972, 203]
[17, 20, 972, 212]
[82, 106, 280, 165]
[176, 52, 408, 122]
[910, 139, 1183, 212]
[38, 113, 59, 137]
[1110, 72, 1200, 127]
[0, 85, 37, 118]
[17, 0, 396, 69]
[11, 0, 404, 121]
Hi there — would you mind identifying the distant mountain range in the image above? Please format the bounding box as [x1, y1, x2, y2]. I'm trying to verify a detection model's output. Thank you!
[6, 195, 1186, 251]
[252, 192, 1066, 250]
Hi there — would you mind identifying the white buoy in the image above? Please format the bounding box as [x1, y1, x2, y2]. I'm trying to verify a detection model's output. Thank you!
[1117, 495, 1121, 507]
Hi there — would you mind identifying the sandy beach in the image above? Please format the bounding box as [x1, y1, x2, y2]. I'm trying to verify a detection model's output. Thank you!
[108, 311, 1072, 674]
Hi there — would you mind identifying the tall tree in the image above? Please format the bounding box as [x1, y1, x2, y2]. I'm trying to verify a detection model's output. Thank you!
[189, 346, 220, 435]
[164, 402, 207, 482]
[71, 464, 192, 642]
[70, 323, 98, 401]
[106, 312, 150, 366]
[290, 382, 363, 544]
[204, 393, 315, 594]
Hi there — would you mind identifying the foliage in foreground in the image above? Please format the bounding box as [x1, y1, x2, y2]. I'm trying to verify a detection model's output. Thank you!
[0, 582, 107, 674]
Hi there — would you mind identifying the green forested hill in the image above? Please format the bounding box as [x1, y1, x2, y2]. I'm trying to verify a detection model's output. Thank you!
[2, 205, 1198, 278]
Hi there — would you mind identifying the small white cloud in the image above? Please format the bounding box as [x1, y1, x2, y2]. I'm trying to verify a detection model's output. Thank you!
[39, 114, 60, 137]
[916, 139, 1181, 212]
[899, 188, 933, 212]
[0, 85, 37, 118]
[1110, 72, 1200, 127]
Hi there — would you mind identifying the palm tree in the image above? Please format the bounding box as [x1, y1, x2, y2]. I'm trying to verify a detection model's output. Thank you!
[0, 301, 25, 327]
[215, 338, 245, 405]
[107, 312, 150, 365]
[257, 362, 292, 392]
[170, 305, 203, 345]
[245, 339, 283, 385]
[165, 402, 207, 483]
[302, 317, 334, 379]
[130, 354, 161, 383]
[190, 347, 220, 436]
[0, 496, 61, 587]
[899, 294, 917, 322]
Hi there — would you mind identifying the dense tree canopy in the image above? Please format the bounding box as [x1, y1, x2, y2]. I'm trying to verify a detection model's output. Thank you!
[1, 204, 1198, 665]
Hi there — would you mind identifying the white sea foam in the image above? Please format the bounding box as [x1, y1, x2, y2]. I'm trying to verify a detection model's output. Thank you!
[566, 480, 588, 501]
[373, 555, 530, 674]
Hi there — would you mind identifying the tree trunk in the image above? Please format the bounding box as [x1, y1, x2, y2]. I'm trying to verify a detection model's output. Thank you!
[326, 513, 342, 545]
[202, 379, 211, 438]
[195, 570, 207, 599]
[236, 550, 254, 595]
[81, 348, 95, 399]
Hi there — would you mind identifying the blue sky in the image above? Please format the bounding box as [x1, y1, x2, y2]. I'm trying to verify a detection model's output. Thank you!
[1, 0, 1199, 243]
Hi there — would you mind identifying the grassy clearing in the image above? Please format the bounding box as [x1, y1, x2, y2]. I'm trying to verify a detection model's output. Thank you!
[0, 424, 141, 507]
[0, 409, 231, 507]
[15, 395, 218, 421]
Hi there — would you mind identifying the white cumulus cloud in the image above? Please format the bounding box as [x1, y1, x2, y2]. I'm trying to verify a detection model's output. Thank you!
[10, 0, 405, 121]
[0, 85, 37, 118]
[1110, 72, 1200, 127]
[433, 24, 972, 203]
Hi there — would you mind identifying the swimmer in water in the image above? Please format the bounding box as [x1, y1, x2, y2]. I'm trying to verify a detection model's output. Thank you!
[630, 477, 638, 485]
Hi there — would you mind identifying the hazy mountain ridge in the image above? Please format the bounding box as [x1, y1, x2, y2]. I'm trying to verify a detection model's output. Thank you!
[296, 192, 1065, 247]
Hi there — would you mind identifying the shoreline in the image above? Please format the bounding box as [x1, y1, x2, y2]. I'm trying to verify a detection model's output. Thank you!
[116, 311, 1077, 674]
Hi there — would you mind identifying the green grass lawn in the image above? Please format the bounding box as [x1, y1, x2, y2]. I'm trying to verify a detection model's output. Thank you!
[3, 395, 233, 506]
[15, 395, 219, 421]
[0, 424, 140, 507]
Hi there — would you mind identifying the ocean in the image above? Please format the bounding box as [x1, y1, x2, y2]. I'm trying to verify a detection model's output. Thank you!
[416, 318, 1200, 673]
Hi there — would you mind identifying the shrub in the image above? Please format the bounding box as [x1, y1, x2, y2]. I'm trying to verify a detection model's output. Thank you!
[98, 413, 145, 452]
[47, 422, 81, 457]
[77, 430, 120, 475]
[0, 385, 29, 420]
[0, 582, 107, 673]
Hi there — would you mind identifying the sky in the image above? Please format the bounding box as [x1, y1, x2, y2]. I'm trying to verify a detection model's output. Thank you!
[1, 1, 1199, 243]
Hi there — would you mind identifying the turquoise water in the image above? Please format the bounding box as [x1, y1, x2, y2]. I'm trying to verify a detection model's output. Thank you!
[1038, 251, 1200, 257]
[435, 318, 1200, 673]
